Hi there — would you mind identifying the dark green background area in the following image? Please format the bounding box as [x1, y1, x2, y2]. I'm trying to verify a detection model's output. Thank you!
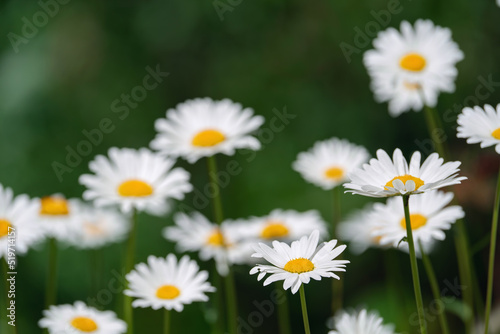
[1, 0, 500, 333]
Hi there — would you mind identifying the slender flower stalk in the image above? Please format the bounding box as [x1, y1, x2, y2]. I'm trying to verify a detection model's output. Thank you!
[46, 238, 58, 308]
[419, 240, 450, 334]
[423, 106, 446, 159]
[402, 195, 427, 334]
[123, 210, 137, 334]
[423, 104, 474, 331]
[331, 186, 343, 315]
[1, 260, 9, 334]
[276, 283, 291, 334]
[164, 309, 171, 334]
[484, 168, 500, 333]
[299, 286, 311, 334]
[90, 249, 102, 296]
[207, 155, 238, 334]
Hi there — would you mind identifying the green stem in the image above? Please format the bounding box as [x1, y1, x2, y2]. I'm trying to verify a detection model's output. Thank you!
[212, 264, 225, 334]
[299, 285, 311, 334]
[419, 240, 449, 334]
[207, 155, 238, 334]
[90, 249, 102, 297]
[1, 260, 8, 334]
[423, 105, 447, 159]
[123, 210, 137, 334]
[207, 156, 223, 225]
[46, 238, 58, 308]
[484, 167, 500, 333]
[164, 309, 171, 334]
[331, 186, 343, 315]
[223, 269, 238, 334]
[276, 283, 291, 334]
[422, 103, 474, 330]
[402, 195, 427, 334]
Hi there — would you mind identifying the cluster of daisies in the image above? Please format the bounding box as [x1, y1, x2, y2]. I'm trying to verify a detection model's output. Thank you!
[2, 17, 500, 334]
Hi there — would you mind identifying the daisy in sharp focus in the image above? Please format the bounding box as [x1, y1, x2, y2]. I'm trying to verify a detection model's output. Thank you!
[250, 230, 349, 294]
[246, 209, 328, 242]
[328, 309, 397, 334]
[66, 204, 130, 249]
[364, 19, 464, 117]
[163, 211, 250, 275]
[293, 138, 370, 190]
[371, 190, 464, 251]
[150, 98, 265, 163]
[457, 104, 500, 154]
[124, 254, 215, 311]
[0, 184, 44, 260]
[39, 301, 126, 334]
[37, 194, 81, 242]
[344, 148, 467, 198]
[79, 147, 192, 216]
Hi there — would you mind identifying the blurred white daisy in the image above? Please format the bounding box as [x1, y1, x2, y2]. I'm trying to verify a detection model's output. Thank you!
[37, 195, 81, 241]
[328, 309, 397, 334]
[337, 204, 386, 254]
[457, 104, 500, 154]
[79, 147, 192, 216]
[0, 184, 44, 260]
[250, 230, 349, 294]
[67, 204, 130, 249]
[292, 138, 369, 190]
[150, 98, 265, 163]
[246, 209, 328, 242]
[163, 212, 250, 275]
[39, 301, 126, 334]
[344, 148, 466, 198]
[371, 190, 464, 249]
[364, 19, 463, 117]
[124, 254, 215, 311]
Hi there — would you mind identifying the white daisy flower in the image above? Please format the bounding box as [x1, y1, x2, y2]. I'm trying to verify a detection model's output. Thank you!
[163, 212, 248, 275]
[0, 185, 44, 260]
[37, 195, 81, 241]
[250, 230, 349, 294]
[344, 148, 467, 198]
[336, 205, 387, 255]
[371, 190, 464, 249]
[38, 301, 126, 334]
[124, 254, 215, 312]
[364, 19, 464, 117]
[457, 104, 500, 154]
[66, 204, 130, 249]
[79, 148, 192, 216]
[150, 98, 265, 163]
[292, 138, 370, 190]
[246, 209, 328, 242]
[329, 309, 397, 334]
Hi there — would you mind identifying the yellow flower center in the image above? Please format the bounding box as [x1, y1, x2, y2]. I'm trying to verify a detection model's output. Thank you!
[40, 197, 69, 215]
[403, 81, 421, 90]
[84, 223, 104, 236]
[117, 179, 153, 197]
[261, 222, 289, 239]
[385, 174, 424, 190]
[71, 317, 98, 332]
[372, 235, 382, 245]
[207, 230, 225, 246]
[192, 129, 226, 147]
[324, 167, 344, 180]
[283, 258, 315, 274]
[400, 213, 428, 230]
[156, 285, 180, 299]
[492, 128, 500, 140]
[400, 53, 427, 72]
[0, 219, 12, 238]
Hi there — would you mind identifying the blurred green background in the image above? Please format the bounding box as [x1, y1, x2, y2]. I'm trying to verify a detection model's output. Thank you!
[1, 0, 500, 333]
